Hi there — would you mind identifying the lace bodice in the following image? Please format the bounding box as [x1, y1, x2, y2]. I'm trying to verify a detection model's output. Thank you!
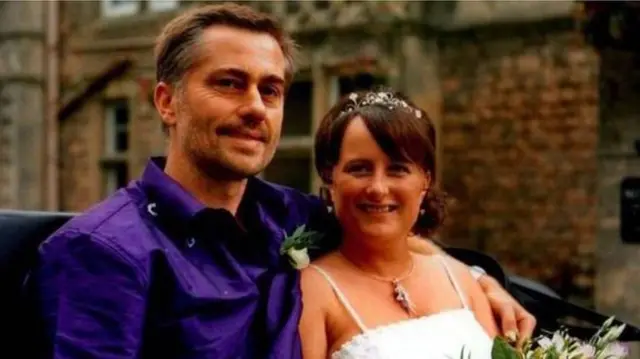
[310, 255, 494, 359]
[329, 309, 493, 359]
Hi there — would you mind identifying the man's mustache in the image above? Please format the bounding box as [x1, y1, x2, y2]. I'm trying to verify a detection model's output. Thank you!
[216, 124, 269, 142]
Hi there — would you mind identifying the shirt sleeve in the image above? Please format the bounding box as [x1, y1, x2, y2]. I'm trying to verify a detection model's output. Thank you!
[31, 230, 148, 359]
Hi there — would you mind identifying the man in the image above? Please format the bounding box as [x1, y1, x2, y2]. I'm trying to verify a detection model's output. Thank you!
[28, 3, 534, 358]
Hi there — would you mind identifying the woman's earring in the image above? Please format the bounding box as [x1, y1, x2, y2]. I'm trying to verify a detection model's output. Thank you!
[419, 189, 429, 216]
[320, 186, 334, 214]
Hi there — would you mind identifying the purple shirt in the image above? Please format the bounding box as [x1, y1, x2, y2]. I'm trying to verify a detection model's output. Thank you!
[29, 157, 330, 359]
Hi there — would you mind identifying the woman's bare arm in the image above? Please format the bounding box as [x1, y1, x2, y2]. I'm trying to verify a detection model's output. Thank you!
[299, 267, 330, 359]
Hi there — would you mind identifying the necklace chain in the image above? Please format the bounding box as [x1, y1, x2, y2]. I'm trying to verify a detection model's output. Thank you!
[338, 251, 415, 283]
[338, 252, 417, 317]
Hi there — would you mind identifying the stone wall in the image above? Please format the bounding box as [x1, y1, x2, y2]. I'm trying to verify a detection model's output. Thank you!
[0, 1, 47, 210]
[58, 76, 165, 212]
[0, 77, 16, 208]
[438, 20, 600, 303]
[57, 1, 166, 212]
[59, 100, 103, 212]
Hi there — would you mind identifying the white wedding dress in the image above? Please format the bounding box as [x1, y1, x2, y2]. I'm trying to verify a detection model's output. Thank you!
[310, 255, 494, 359]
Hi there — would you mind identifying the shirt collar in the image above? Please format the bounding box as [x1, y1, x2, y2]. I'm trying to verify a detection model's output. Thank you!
[139, 156, 208, 225]
[138, 156, 288, 233]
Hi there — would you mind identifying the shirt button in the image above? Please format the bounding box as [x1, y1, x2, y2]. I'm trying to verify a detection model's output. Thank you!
[186, 237, 196, 248]
[147, 203, 158, 217]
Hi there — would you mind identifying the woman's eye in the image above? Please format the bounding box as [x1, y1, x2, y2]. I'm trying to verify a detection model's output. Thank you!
[346, 164, 369, 175]
[388, 164, 410, 174]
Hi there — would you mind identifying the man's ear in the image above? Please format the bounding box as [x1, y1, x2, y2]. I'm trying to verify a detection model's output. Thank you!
[154, 81, 178, 128]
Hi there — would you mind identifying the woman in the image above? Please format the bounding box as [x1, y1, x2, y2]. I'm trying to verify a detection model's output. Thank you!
[299, 89, 499, 359]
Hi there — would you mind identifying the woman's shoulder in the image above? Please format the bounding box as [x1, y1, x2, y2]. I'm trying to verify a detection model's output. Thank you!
[307, 250, 342, 270]
[301, 252, 340, 289]
[414, 253, 477, 288]
[414, 252, 468, 271]
[300, 253, 343, 314]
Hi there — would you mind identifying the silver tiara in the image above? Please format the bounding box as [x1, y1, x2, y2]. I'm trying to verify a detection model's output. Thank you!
[339, 91, 422, 119]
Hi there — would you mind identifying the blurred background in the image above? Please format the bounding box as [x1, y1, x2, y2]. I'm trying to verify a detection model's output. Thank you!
[0, 0, 639, 340]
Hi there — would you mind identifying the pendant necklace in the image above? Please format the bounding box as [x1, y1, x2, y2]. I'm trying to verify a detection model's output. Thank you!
[340, 252, 417, 317]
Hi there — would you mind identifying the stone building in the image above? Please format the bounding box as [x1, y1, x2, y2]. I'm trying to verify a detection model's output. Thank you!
[0, 1, 51, 211]
[1, 0, 639, 330]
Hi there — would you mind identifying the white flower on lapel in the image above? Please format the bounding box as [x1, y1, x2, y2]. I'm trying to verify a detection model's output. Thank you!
[279, 224, 323, 270]
[286, 247, 310, 269]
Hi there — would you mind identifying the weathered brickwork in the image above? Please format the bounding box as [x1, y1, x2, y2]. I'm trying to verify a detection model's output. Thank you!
[438, 22, 600, 302]
[59, 101, 103, 212]
[57, 75, 167, 212]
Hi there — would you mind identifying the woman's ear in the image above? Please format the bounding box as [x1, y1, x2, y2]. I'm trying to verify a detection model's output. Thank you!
[420, 189, 427, 203]
[420, 172, 432, 201]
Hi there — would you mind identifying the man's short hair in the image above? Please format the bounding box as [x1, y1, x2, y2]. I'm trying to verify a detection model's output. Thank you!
[154, 2, 297, 88]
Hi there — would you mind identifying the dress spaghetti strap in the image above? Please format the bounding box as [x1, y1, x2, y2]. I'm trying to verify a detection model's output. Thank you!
[435, 255, 470, 310]
[309, 264, 369, 332]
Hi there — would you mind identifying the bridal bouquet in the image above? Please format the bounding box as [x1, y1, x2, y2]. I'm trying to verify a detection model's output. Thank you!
[490, 316, 629, 359]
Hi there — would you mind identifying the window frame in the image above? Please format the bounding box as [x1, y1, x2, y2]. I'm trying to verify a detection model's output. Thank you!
[148, 0, 179, 12]
[261, 76, 315, 191]
[100, 98, 131, 196]
[101, 0, 141, 17]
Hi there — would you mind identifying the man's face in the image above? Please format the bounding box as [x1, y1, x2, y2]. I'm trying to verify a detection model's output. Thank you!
[159, 25, 286, 180]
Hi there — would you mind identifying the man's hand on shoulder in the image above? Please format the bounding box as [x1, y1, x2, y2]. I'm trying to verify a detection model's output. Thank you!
[476, 271, 536, 345]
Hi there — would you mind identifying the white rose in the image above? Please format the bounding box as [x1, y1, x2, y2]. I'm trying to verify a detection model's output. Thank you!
[287, 247, 310, 269]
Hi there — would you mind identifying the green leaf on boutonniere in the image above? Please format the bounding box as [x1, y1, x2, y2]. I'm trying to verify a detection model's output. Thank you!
[279, 224, 324, 269]
[279, 224, 324, 254]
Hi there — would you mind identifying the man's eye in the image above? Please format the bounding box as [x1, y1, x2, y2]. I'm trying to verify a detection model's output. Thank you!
[260, 85, 281, 97]
[218, 78, 241, 88]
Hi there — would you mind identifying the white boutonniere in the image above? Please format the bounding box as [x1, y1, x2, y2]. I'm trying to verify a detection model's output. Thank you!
[279, 224, 324, 270]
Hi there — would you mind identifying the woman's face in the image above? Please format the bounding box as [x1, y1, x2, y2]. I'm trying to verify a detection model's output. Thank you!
[329, 116, 431, 242]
